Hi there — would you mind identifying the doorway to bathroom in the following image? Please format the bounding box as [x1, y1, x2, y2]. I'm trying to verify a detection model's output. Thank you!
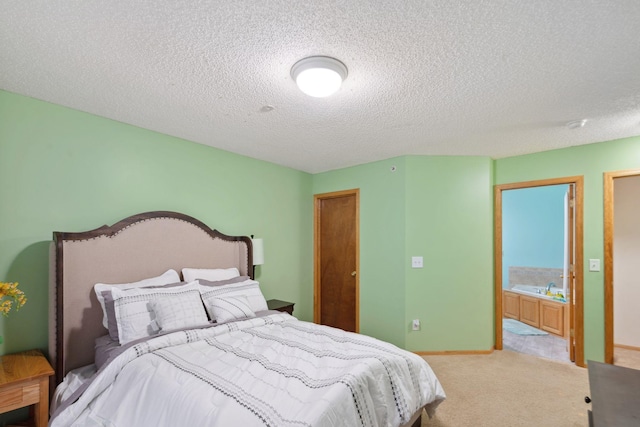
[604, 169, 640, 370]
[494, 176, 585, 367]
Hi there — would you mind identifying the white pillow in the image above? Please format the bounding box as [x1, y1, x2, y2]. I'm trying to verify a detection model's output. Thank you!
[150, 290, 210, 332]
[94, 269, 181, 328]
[110, 282, 203, 345]
[205, 295, 256, 323]
[198, 279, 268, 317]
[182, 267, 240, 283]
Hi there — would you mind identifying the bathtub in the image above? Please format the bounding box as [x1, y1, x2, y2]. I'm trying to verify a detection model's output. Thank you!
[508, 284, 566, 302]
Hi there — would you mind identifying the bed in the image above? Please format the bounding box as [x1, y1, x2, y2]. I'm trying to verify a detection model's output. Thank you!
[48, 211, 445, 426]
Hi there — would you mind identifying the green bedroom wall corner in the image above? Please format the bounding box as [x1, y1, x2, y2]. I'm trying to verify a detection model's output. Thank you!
[313, 158, 407, 348]
[312, 155, 495, 352]
[494, 136, 640, 364]
[404, 156, 494, 352]
[0, 89, 313, 356]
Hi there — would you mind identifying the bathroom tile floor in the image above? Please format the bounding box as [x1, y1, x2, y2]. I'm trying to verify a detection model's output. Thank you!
[503, 329, 571, 364]
[504, 333, 640, 370]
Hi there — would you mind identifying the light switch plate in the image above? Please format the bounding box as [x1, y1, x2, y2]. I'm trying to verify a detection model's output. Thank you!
[589, 259, 601, 272]
[411, 256, 423, 268]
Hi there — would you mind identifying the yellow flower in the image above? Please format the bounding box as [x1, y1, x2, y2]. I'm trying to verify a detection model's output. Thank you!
[0, 282, 26, 317]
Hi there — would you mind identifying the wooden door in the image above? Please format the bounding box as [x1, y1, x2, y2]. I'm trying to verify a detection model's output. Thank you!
[566, 185, 576, 361]
[314, 189, 359, 332]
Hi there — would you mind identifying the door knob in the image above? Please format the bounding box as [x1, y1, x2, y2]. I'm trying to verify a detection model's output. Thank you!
[351, 271, 356, 277]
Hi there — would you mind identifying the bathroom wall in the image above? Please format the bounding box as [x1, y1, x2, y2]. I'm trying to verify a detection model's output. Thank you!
[613, 175, 640, 348]
[501, 184, 568, 288]
[508, 266, 564, 288]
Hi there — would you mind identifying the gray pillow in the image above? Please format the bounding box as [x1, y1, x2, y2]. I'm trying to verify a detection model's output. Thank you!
[102, 281, 186, 341]
[197, 276, 250, 287]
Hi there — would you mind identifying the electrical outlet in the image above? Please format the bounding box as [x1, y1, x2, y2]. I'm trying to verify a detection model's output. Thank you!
[412, 319, 421, 331]
[411, 256, 423, 268]
[589, 259, 601, 272]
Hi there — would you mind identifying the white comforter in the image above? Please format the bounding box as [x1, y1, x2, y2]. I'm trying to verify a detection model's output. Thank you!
[51, 313, 445, 427]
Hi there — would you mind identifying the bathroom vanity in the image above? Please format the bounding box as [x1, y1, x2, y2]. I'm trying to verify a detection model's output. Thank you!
[503, 289, 567, 337]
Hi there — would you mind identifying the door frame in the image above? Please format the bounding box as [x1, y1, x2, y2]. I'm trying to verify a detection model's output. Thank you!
[313, 189, 360, 331]
[603, 168, 640, 364]
[494, 176, 585, 367]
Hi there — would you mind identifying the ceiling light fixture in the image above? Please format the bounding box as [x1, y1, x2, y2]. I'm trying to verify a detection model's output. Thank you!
[291, 56, 348, 98]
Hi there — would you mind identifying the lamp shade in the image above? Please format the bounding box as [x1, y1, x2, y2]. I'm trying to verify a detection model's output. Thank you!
[251, 238, 264, 266]
[291, 56, 348, 98]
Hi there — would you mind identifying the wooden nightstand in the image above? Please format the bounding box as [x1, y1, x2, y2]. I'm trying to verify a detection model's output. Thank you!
[0, 350, 54, 427]
[267, 299, 295, 315]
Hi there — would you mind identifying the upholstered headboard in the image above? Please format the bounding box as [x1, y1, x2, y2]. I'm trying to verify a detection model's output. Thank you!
[49, 211, 252, 386]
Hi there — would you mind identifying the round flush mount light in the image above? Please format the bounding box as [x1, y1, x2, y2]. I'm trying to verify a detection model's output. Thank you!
[291, 56, 348, 98]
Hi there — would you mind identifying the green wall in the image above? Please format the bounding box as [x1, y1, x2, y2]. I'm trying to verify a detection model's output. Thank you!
[405, 156, 494, 351]
[494, 136, 640, 363]
[3, 87, 639, 375]
[0, 90, 314, 357]
[313, 156, 494, 351]
[313, 157, 408, 347]
[312, 137, 640, 363]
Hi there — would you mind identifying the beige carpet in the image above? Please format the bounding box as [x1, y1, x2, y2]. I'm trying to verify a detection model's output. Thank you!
[614, 346, 640, 370]
[421, 350, 590, 427]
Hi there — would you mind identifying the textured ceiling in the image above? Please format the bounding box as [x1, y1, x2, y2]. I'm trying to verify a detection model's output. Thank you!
[2, 1, 640, 173]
